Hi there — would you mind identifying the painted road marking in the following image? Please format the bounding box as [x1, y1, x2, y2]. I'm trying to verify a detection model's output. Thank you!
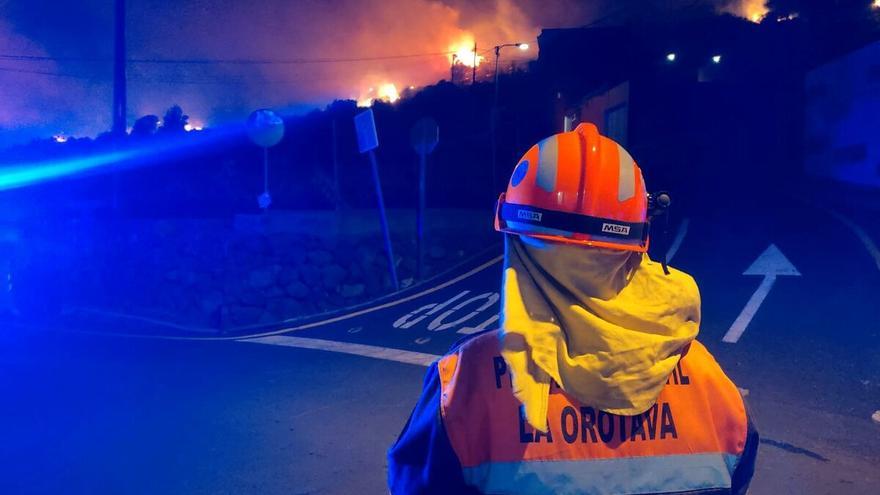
[723, 276, 777, 344]
[723, 244, 801, 344]
[666, 218, 690, 263]
[394, 290, 500, 333]
[68, 255, 503, 342]
[828, 210, 880, 273]
[242, 335, 439, 367]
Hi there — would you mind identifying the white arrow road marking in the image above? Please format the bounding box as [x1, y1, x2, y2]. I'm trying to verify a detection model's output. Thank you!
[723, 244, 801, 344]
[723, 277, 777, 344]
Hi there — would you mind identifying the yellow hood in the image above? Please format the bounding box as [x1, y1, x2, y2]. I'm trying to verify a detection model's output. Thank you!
[500, 235, 701, 431]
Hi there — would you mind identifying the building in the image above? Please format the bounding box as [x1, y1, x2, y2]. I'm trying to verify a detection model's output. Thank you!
[535, 14, 812, 203]
[805, 40, 880, 191]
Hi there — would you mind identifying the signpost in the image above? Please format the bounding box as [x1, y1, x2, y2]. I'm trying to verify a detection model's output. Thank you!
[246, 109, 285, 210]
[355, 109, 399, 291]
[409, 117, 439, 279]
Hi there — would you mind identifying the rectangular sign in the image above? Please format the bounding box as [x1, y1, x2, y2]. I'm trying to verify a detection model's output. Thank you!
[355, 109, 379, 154]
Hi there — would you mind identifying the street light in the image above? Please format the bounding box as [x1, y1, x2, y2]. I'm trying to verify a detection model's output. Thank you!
[493, 42, 529, 88]
[491, 42, 530, 192]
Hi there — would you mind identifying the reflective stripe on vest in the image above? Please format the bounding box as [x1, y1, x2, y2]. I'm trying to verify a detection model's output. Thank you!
[438, 330, 748, 495]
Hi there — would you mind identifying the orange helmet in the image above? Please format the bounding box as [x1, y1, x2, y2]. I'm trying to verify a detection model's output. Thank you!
[495, 122, 650, 252]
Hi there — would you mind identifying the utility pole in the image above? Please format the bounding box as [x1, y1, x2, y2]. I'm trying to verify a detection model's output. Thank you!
[112, 0, 126, 136]
[491, 44, 501, 192]
[471, 42, 477, 84]
[450, 54, 457, 84]
[490, 43, 529, 192]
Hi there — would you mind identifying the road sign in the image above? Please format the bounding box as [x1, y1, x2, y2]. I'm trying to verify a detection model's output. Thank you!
[257, 191, 272, 209]
[353, 109, 398, 290]
[355, 109, 379, 154]
[246, 109, 285, 148]
[722, 244, 801, 343]
[246, 109, 285, 209]
[410, 117, 439, 156]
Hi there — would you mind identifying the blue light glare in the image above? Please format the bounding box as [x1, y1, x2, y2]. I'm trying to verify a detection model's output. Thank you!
[0, 151, 135, 191]
[0, 126, 241, 192]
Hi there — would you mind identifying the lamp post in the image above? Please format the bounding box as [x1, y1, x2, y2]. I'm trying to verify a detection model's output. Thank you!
[491, 42, 529, 192]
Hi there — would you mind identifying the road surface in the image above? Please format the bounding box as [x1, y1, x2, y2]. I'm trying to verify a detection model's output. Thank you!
[1, 197, 879, 494]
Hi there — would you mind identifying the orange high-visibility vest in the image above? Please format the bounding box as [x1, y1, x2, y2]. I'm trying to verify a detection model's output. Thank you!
[435, 330, 754, 494]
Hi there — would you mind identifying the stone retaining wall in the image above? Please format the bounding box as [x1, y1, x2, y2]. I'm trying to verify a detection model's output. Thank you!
[52, 209, 497, 330]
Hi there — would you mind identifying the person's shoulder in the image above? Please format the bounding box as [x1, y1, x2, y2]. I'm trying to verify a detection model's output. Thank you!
[681, 339, 744, 395]
[445, 328, 502, 356]
[437, 329, 502, 387]
[684, 340, 721, 366]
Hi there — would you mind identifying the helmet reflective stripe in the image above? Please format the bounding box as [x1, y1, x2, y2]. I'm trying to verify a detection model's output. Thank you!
[617, 144, 636, 202]
[536, 136, 558, 192]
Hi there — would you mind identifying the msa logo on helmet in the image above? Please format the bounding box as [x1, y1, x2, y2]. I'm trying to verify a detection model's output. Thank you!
[601, 223, 630, 236]
[517, 209, 543, 222]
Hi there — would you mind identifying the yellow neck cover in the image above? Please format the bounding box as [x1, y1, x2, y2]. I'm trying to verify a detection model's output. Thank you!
[501, 235, 701, 431]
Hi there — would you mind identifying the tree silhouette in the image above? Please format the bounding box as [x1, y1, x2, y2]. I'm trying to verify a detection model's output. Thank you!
[131, 115, 160, 139]
[160, 105, 189, 134]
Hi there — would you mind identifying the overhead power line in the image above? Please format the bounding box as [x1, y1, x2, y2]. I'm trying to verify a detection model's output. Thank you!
[0, 65, 97, 80]
[0, 46, 513, 86]
[0, 64, 412, 87]
[0, 50, 461, 65]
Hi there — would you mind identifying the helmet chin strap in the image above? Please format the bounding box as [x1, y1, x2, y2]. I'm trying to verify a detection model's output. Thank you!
[661, 207, 671, 275]
[648, 192, 672, 275]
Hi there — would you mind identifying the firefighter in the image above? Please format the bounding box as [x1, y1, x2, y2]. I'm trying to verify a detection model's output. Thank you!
[387, 123, 758, 494]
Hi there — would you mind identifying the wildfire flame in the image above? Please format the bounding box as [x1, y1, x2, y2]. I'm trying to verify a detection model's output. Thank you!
[449, 39, 484, 68]
[357, 82, 401, 107]
[721, 0, 769, 24]
[377, 83, 400, 103]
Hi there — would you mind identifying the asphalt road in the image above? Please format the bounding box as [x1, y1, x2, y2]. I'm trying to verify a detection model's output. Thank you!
[1, 196, 879, 494]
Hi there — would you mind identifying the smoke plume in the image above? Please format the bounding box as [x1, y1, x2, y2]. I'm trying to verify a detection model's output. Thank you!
[0, 0, 762, 145]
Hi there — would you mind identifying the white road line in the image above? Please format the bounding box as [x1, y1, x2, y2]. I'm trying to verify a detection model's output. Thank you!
[722, 276, 777, 344]
[666, 218, 690, 263]
[65, 255, 504, 342]
[241, 335, 439, 367]
[828, 210, 880, 273]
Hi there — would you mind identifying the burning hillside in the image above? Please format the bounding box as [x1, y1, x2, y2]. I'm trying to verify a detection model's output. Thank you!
[719, 0, 769, 23]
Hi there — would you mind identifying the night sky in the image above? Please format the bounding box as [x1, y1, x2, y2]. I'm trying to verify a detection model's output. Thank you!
[0, 0, 757, 147]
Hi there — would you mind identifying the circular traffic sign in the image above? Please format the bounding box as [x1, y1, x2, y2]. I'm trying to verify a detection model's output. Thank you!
[246, 109, 285, 148]
[410, 117, 439, 155]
